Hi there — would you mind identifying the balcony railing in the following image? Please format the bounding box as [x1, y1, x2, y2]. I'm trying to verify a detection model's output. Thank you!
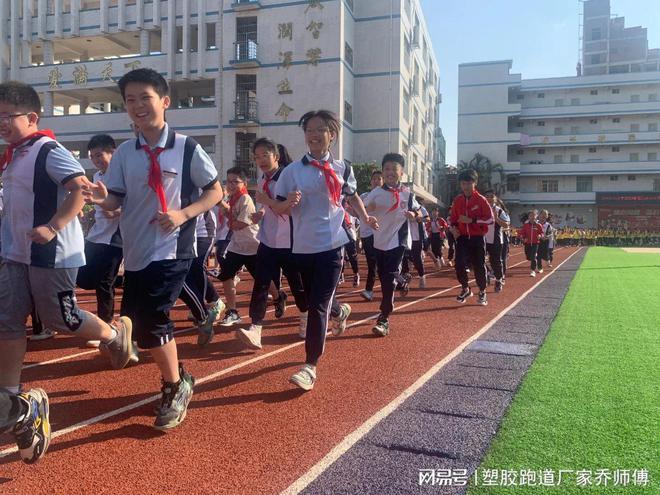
[231, 40, 260, 66]
[233, 96, 259, 124]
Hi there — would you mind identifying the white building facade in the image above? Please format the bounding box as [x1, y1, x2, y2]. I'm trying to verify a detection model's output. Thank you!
[0, 0, 440, 201]
[458, 60, 660, 229]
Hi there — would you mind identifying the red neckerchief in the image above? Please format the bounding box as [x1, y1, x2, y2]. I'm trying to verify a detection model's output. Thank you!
[228, 185, 248, 230]
[262, 169, 285, 220]
[383, 183, 402, 212]
[141, 145, 168, 213]
[0, 130, 56, 171]
[344, 210, 352, 228]
[308, 158, 341, 206]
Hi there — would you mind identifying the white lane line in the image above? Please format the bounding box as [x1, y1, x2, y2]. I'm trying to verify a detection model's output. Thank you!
[280, 247, 583, 495]
[19, 248, 537, 372]
[2, 251, 551, 458]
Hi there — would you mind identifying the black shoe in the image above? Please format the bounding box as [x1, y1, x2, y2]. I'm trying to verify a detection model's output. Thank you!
[478, 291, 488, 306]
[274, 290, 288, 319]
[220, 309, 241, 327]
[456, 287, 473, 304]
[495, 280, 503, 293]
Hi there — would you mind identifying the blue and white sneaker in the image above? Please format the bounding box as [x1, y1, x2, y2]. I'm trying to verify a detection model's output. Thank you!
[13, 389, 51, 464]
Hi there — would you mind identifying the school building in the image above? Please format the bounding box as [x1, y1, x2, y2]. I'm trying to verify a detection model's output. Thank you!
[0, 0, 442, 203]
[457, 0, 660, 229]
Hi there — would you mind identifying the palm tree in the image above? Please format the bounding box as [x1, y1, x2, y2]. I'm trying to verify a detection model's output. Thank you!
[458, 153, 505, 194]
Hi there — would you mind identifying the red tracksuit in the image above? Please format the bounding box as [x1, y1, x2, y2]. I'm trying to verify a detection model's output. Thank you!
[449, 191, 493, 291]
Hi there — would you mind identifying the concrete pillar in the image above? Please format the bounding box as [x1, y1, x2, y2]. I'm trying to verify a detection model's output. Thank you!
[118, 0, 126, 31]
[139, 29, 150, 56]
[152, 0, 161, 28]
[197, 0, 204, 78]
[0, 0, 9, 82]
[43, 91, 54, 116]
[10, 0, 20, 79]
[71, 0, 80, 37]
[37, 0, 46, 40]
[100, 0, 108, 33]
[80, 97, 89, 114]
[54, 0, 63, 37]
[182, 0, 189, 78]
[42, 40, 54, 64]
[136, 0, 144, 29]
[166, 0, 176, 80]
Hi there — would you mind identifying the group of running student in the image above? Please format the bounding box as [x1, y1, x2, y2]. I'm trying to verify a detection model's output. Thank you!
[518, 209, 556, 276]
[0, 69, 528, 466]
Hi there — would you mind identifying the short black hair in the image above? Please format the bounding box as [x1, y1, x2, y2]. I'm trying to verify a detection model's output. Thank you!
[252, 137, 278, 155]
[371, 170, 383, 177]
[118, 68, 169, 101]
[483, 188, 495, 195]
[87, 134, 116, 153]
[458, 169, 478, 183]
[298, 110, 341, 138]
[0, 81, 42, 116]
[277, 143, 293, 167]
[381, 153, 405, 169]
[226, 166, 248, 182]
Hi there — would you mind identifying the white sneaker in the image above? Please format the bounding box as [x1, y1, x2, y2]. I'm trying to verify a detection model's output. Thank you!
[530, 271, 536, 277]
[128, 341, 139, 363]
[298, 311, 308, 339]
[236, 324, 263, 350]
[538, 268, 544, 274]
[29, 329, 57, 341]
[289, 364, 316, 391]
[331, 303, 352, 337]
[419, 276, 426, 289]
[86, 339, 101, 348]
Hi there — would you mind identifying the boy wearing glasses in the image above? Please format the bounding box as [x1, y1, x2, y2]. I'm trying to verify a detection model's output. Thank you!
[0, 82, 133, 423]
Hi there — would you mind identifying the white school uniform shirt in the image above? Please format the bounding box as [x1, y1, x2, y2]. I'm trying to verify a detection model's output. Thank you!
[195, 208, 217, 239]
[363, 184, 420, 251]
[359, 192, 374, 239]
[274, 152, 357, 254]
[214, 205, 230, 241]
[104, 124, 218, 271]
[486, 204, 509, 245]
[86, 170, 122, 248]
[542, 222, 556, 248]
[1, 135, 86, 268]
[256, 168, 291, 249]
[227, 193, 260, 256]
[410, 205, 429, 242]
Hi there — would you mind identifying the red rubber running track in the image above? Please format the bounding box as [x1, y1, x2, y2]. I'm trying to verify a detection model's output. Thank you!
[0, 246, 578, 494]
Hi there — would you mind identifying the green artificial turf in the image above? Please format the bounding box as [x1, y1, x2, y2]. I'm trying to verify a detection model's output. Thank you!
[468, 248, 660, 494]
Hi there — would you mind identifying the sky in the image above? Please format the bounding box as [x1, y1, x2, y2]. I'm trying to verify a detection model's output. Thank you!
[420, 0, 660, 165]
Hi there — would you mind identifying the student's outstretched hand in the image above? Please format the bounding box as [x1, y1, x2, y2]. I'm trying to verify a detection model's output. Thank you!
[287, 190, 302, 207]
[404, 210, 416, 221]
[82, 180, 108, 205]
[366, 215, 379, 231]
[157, 210, 187, 234]
[250, 210, 265, 224]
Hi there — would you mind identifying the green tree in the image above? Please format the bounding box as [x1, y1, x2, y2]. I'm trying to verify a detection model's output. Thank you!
[458, 153, 505, 196]
[351, 161, 379, 194]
